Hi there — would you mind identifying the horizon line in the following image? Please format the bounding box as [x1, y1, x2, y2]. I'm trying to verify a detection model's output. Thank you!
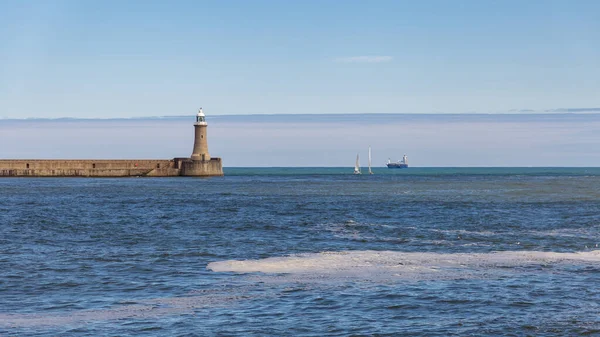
[3, 111, 600, 121]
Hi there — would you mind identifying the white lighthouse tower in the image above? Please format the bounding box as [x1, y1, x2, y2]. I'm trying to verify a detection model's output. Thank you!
[191, 108, 211, 161]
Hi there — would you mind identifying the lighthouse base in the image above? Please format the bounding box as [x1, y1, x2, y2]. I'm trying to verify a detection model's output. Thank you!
[180, 158, 224, 177]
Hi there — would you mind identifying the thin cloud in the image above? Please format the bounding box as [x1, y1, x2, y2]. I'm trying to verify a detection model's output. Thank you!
[335, 56, 393, 63]
[546, 108, 600, 113]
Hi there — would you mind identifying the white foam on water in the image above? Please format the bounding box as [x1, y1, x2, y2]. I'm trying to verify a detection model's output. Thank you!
[207, 250, 600, 279]
[526, 228, 597, 238]
[430, 228, 498, 236]
[5, 250, 599, 328]
[0, 293, 251, 328]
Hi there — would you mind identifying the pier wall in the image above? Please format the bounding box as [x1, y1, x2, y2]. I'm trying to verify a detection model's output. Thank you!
[0, 160, 176, 177]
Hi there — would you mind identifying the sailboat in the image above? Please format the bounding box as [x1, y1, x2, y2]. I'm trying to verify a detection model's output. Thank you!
[354, 154, 361, 174]
[368, 146, 373, 175]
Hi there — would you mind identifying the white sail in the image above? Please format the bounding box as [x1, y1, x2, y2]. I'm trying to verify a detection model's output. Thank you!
[354, 154, 361, 174]
[368, 146, 373, 174]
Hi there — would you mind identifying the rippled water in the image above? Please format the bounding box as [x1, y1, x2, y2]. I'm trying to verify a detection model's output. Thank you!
[1, 168, 600, 336]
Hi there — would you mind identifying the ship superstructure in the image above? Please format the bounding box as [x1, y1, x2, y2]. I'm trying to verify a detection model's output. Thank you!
[387, 154, 408, 169]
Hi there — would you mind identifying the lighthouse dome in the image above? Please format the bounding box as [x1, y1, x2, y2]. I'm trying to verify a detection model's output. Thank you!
[195, 108, 207, 125]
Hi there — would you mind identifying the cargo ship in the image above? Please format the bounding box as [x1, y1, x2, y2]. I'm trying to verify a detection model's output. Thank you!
[387, 155, 408, 168]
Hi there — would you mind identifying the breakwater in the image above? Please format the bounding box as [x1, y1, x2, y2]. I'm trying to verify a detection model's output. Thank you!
[0, 158, 223, 177]
[0, 109, 224, 177]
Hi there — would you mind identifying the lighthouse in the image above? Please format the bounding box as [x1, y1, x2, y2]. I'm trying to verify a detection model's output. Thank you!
[179, 107, 223, 176]
[191, 108, 211, 161]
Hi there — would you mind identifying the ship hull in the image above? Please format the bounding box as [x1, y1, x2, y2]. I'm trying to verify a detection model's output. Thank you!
[387, 163, 408, 169]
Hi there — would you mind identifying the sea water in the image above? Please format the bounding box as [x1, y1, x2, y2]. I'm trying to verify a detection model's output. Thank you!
[1, 168, 599, 336]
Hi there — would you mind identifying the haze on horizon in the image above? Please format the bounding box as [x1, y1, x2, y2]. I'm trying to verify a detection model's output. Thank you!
[1, 1, 599, 119]
[2, 114, 599, 167]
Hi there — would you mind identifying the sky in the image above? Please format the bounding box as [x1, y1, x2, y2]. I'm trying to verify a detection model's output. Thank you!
[2, 114, 599, 167]
[0, 0, 599, 118]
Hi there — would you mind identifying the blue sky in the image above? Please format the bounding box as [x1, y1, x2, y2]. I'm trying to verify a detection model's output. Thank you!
[1, 0, 599, 118]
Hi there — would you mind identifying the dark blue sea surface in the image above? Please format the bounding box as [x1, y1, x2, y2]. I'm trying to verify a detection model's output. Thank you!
[1, 168, 600, 336]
